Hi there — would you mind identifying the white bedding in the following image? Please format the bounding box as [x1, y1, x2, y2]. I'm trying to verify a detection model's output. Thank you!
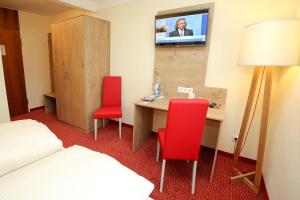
[0, 145, 154, 200]
[0, 119, 63, 176]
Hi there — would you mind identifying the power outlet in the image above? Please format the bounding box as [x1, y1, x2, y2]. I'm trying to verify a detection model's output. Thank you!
[185, 87, 193, 93]
[177, 87, 193, 94]
[177, 87, 185, 93]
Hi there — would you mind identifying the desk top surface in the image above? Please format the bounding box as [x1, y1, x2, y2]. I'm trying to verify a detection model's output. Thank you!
[135, 99, 224, 122]
[44, 92, 56, 98]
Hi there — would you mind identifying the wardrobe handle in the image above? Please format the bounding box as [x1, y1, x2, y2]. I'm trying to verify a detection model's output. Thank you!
[64, 72, 70, 80]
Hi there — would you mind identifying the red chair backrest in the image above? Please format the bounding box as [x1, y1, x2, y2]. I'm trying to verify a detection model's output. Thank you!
[102, 76, 121, 107]
[163, 99, 209, 161]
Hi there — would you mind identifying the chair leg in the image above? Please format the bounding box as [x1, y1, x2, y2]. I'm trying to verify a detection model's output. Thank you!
[156, 138, 160, 162]
[160, 159, 166, 192]
[191, 161, 198, 194]
[118, 118, 122, 139]
[94, 119, 98, 141]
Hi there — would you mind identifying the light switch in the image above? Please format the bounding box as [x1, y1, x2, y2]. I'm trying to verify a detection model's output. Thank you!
[185, 87, 193, 93]
[177, 86, 194, 94]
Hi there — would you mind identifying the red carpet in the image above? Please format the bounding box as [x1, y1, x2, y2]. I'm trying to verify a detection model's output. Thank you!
[12, 109, 267, 200]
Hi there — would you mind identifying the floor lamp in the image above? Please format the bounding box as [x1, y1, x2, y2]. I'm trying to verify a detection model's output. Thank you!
[231, 19, 300, 194]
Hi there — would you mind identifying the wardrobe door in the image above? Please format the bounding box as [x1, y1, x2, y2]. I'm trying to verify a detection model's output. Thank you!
[52, 17, 86, 128]
[51, 20, 68, 123]
[84, 16, 110, 130]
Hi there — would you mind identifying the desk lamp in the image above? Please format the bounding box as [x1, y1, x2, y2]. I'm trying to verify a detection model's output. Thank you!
[231, 19, 300, 194]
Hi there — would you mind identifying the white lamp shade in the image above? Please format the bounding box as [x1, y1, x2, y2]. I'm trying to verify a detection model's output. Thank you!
[239, 19, 300, 67]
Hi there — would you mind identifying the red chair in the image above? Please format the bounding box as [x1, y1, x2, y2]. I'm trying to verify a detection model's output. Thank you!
[93, 76, 122, 140]
[156, 99, 209, 194]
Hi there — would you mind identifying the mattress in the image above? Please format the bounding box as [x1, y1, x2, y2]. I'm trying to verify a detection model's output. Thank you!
[0, 145, 154, 200]
[0, 119, 63, 176]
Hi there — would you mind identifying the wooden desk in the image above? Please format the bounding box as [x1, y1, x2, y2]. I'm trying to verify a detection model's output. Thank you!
[133, 99, 224, 182]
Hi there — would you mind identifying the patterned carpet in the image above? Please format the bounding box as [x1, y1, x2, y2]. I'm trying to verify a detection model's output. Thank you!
[12, 109, 268, 200]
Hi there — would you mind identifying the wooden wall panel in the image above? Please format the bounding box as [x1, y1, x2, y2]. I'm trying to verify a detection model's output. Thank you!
[154, 46, 208, 97]
[195, 86, 227, 106]
[153, 3, 227, 105]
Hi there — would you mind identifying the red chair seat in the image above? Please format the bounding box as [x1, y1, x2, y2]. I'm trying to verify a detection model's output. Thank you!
[93, 106, 122, 119]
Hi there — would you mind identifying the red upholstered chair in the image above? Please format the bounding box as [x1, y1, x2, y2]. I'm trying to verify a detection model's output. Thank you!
[93, 76, 122, 140]
[156, 99, 209, 194]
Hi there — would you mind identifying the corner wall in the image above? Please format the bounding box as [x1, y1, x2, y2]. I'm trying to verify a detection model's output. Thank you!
[264, 67, 300, 200]
[19, 11, 51, 109]
[262, 2, 300, 199]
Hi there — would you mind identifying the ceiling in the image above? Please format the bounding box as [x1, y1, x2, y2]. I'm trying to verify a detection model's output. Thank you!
[0, 0, 76, 16]
[58, 0, 138, 12]
[0, 0, 138, 16]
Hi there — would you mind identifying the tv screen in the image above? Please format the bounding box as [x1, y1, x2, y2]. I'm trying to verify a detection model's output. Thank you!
[155, 9, 209, 46]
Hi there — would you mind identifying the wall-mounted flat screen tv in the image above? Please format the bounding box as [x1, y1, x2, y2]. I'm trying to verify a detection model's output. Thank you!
[155, 9, 209, 46]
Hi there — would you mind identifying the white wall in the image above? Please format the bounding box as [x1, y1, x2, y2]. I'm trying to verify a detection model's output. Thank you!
[50, 0, 297, 159]
[263, 67, 300, 200]
[262, 2, 300, 199]
[19, 11, 51, 109]
[0, 54, 10, 122]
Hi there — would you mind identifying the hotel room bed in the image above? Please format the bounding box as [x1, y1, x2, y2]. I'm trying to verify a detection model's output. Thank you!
[0, 119, 63, 177]
[0, 120, 154, 200]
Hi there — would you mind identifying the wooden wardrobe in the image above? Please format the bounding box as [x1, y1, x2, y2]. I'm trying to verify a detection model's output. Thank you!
[51, 15, 110, 131]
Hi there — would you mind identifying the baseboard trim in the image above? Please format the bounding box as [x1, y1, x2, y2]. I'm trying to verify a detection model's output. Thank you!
[218, 150, 269, 198]
[111, 120, 269, 199]
[120, 122, 255, 163]
[30, 106, 45, 112]
[120, 121, 256, 164]
[261, 176, 269, 200]
[217, 150, 256, 164]
[122, 122, 133, 128]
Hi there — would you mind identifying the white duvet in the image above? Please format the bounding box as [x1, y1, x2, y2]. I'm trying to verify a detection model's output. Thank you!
[0, 145, 154, 200]
[0, 119, 63, 176]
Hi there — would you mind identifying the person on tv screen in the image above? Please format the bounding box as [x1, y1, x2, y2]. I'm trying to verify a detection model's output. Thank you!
[169, 18, 193, 37]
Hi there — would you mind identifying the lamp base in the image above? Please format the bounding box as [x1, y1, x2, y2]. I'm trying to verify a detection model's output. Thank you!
[231, 169, 259, 194]
[231, 66, 272, 194]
